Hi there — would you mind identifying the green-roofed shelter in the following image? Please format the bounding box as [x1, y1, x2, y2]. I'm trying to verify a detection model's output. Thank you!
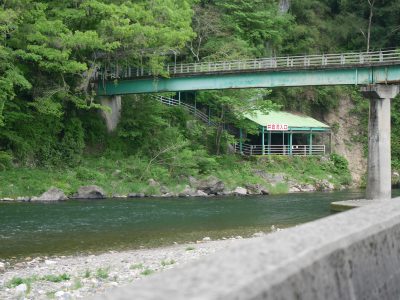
[238, 111, 331, 156]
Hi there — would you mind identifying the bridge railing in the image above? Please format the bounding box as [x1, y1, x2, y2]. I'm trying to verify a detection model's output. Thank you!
[235, 144, 326, 156]
[152, 95, 216, 126]
[99, 49, 400, 80]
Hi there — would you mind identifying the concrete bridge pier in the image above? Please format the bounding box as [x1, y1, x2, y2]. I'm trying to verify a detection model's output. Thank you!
[361, 85, 399, 200]
[99, 96, 122, 132]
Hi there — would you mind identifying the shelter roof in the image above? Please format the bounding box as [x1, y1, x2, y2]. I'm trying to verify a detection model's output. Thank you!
[245, 111, 330, 131]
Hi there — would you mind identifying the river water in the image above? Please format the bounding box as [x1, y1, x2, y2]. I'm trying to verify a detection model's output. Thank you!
[0, 190, 399, 259]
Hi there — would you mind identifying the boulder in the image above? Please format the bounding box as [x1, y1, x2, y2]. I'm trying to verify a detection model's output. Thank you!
[73, 185, 106, 199]
[317, 179, 335, 191]
[233, 187, 248, 195]
[246, 184, 270, 195]
[31, 188, 68, 202]
[16, 196, 30, 202]
[178, 185, 196, 197]
[0, 261, 5, 272]
[289, 186, 301, 193]
[160, 186, 169, 195]
[197, 176, 225, 195]
[188, 176, 198, 188]
[301, 184, 316, 192]
[195, 190, 208, 197]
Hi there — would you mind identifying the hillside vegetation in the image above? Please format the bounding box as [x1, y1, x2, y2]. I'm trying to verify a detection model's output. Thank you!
[0, 0, 399, 197]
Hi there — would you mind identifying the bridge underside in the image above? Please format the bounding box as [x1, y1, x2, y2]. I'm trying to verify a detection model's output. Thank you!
[97, 65, 400, 95]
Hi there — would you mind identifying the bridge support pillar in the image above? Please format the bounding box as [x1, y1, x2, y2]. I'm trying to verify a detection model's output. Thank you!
[361, 85, 399, 200]
[99, 96, 122, 132]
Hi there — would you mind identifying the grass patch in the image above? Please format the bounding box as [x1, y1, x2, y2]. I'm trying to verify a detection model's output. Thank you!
[161, 259, 176, 267]
[7, 275, 38, 288]
[71, 278, 83, 290]
[42, 273, 70, 283]
[96, 268, 109, 279]
[185, 246, 195, 251]
[268, 182, 289, 195]
[140, 269, 155, 276]
[84, 269, 91, 278]
[130, 263, 144, 270]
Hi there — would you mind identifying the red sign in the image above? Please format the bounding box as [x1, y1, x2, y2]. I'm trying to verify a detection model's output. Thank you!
[267, 124, 288, 131]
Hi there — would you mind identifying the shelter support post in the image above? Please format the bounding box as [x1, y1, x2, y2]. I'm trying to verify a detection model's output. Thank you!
[261, 126, 265, 155]
[239, 128, 243, 154]
[308, 132, 313, 155]
[289, 132, 293, 155]
[361, 85, 399, 200]
[283, 132, 285, 155]
[268, 131, 271, 155]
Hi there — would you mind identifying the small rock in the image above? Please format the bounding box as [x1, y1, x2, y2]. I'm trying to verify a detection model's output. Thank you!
[252, 232, 265, 237]
[45, 259, 57, 265]
[15, 283, 27, 295]
[0, 261, 5, 271]
[16, 196, 30, 202]
[127, 193, 137, 198]
[55, 291, 65, 297]
[112, 194, 127, 199]
[233, 187, 247, 195]
[202, 237, 211, 241]
[1, 197, 14, 201]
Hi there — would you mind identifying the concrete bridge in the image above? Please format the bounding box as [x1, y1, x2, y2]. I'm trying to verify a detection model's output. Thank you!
[95, 49, 400, 201]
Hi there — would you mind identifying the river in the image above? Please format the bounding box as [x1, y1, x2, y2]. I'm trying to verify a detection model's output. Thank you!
[0, 190, 399, 259]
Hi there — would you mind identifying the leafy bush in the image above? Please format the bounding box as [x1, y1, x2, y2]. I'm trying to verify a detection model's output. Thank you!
[61, 118, 85, 166]
[0, 151, 13, 171]
[330, 153, 349, 174]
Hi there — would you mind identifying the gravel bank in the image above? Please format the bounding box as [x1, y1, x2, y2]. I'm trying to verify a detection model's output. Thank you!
[0, 235, 265, 299]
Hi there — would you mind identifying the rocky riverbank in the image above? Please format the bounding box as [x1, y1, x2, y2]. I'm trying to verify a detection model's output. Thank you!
[0, 234, 267, 299]
[0, 173, 341, 202]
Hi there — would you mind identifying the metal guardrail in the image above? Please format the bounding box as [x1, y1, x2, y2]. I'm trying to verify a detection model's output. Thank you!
[152, 95, 216, 126]
[235, 144, 326, 156]
[99, 49, 400, 80]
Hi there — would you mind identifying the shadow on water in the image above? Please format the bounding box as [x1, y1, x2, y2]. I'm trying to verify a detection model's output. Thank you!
[0, 189, 399, 259]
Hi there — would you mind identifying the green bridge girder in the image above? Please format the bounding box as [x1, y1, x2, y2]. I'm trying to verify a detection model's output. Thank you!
[97, 64, 400, 96]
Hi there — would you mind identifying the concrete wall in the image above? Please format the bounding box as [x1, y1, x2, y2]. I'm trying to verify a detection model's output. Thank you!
[95, 198, 400, 300]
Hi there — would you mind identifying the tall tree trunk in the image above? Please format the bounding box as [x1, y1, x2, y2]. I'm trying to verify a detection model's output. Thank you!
[367, 0, 375, 52]
[279, 0, 290, 13]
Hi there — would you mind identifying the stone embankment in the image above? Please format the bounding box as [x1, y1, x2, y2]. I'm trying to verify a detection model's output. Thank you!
[0, 235, 267, 299]
[0, 174, 339, 202]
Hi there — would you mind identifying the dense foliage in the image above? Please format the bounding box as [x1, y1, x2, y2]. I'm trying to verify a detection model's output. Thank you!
[1, 0, 400, 191]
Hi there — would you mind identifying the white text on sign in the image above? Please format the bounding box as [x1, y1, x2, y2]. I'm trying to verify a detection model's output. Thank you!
[267, 124, 289, 131]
